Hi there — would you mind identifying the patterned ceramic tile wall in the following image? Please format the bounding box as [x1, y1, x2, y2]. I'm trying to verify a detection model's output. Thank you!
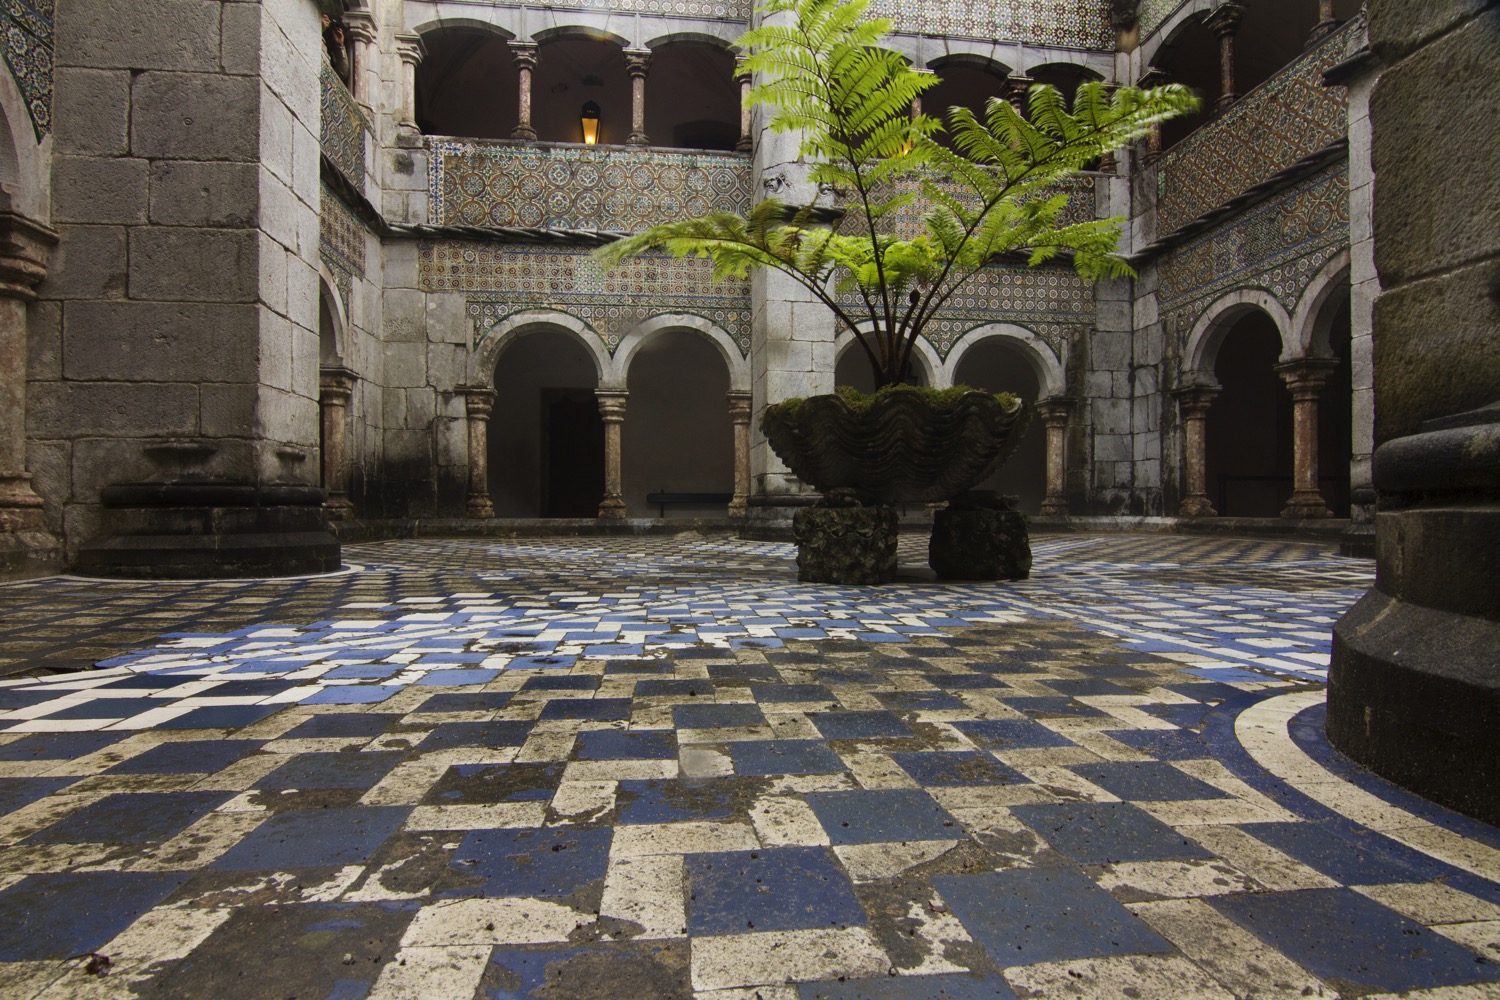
[871, 0, 1114, 49]
[1135, 0, 1187, 40]
[846, 175, 1099, 242]
[418, 243, 751, 353]
[321, 61, 369, 190]
[1159, 164, 1348, 346]
[1, 0, 51, 138]
[508, 0, 752, 19]
[429, 141, 752, 233]
[320, 185, 367, 312]
[1154, 19, 1355, 235]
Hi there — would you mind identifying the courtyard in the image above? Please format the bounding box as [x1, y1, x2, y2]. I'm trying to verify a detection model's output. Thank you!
[0, 533, 1496, 998]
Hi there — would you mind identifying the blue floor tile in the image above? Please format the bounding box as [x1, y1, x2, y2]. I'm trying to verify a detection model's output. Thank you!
[419, 721, 533, 751]
[799, 972, 1017, 999]
[520, 676, 599, 692]
[107, 739, 264, 775]
[1239, 822, 1435, 884]
[443, 826, 611, 898]
[283, 714, 401, 739]
[537, 698, 631, 721]
[157, 704, 284, 730]
[1002, 696, 1108, 718]
[27, 790, 230, 844]
[423, 763, 562, 804]
[618, 779, 737, 824]
[1104, 728, 1210, 760]
[753, 684, 837, 705]
[414, 691, 513, 713]
[809, 711, 913, 740]
[685, 846, 864, 934]
[201, 679, 304, 698]
[877, 691, 969, 712]
[0, 731, 125, 760]
[674, 703, 766, 729]
[41, 697, 163, 720]
[729, 740, 845, 777]
[574, 729, 677, 761]
[807, 789, 958, 845]
[1069, 761, 1232, 801]
[634, 679, 716, 698]
[0, 777, 77, 816]
[303, 685, 402, 705]
[1211, 888, 1500, 993]
[255, 751, 404, 790]
[415, 668, 499, 686]
[1010, 801, 1214, 864]
[212, 807, 409, 870]
[934, 867, 1172, 967]
[952, 719, 1076, 750]
[0, 871, 193, 960]
[890, 751, 1029, 787]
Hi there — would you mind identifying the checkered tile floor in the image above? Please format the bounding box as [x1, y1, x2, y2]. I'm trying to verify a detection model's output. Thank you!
[1, 534, 1497, 998]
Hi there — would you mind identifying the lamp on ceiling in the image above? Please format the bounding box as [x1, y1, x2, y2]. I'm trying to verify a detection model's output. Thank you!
[580, 101, 601, 145]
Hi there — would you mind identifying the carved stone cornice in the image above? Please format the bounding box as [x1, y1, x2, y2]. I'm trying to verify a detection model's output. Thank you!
[0, 210, 57, 302]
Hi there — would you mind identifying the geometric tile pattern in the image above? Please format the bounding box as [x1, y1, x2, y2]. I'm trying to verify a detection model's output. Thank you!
[1160, 163, 1348, 344]
[320, 60, 368, 189]
[1136, 0, 1187, 40]
[3, 534, 1500, 998]
[1, 0, 51, 138]
[870, 0, 1114, 50]
[319, 185, 367, 313]
[1155, 18, 1354, 235]
[4, 534, 1500, 998]
[429, 141, 752, 232]
[512, 0, 753, 19]
[422, 245, 751, 352]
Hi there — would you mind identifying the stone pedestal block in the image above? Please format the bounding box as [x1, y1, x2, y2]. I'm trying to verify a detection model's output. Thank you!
[791, 503, 898, 585]
[929, 493, 1032, 581]
[74, 481, 341, 579]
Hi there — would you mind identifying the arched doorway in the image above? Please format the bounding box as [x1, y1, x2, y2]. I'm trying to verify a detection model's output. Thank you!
[533, 34, 630, 146]
[1204, 310, 1293, 517]
[488, 329, 604, 517]
[622, 329, 733, 517]
[951, 337, 1047, 514]
[643, 41, 739, 150]
[415, 26, 518, 138]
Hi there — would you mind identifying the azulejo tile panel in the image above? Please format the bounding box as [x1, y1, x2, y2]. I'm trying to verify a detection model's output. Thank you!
[1155, 18, 1356, 236]
[510, 0, 751, 19]
[320, 61, 369, 190]
[417, 243, 750, 353]
[1159, 164, 1348, 346]
[319, 185, 367, 312]
[430, 141, 752, 233]
[871, 0, 1113, 49]
[848, 175, 1099, 242]
[1135, 0, 1187, 41]
[1, 0, 52, 138]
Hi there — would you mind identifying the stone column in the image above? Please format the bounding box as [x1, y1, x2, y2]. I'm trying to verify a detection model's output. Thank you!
[462, 387, 496, 518]
[1309, 0, 1338, 44]
[1174, 384, 1220, 517]
[1097, 84, 1119, 173]
[395, 32, 425, 132]
[596, 390, 628, 518]
[318, 368, 357, 518]
[1205, 2, 1246, 112]
[1137, 68, 1169, 163]
[736, 73, 753, 152]
[0, 209, 56, 555]
[728, 391, 752, 518]
[511, 42, 539, 141]
[1002, 72, 1034, 116]
[1276, 358, 1338, 519]
[626, 49, 651, 146]
[342, 10, 376, 110]
[1037, 398, 1074, 516]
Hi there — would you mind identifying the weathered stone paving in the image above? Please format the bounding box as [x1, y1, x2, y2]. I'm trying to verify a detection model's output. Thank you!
[1, 534, 1496, 999]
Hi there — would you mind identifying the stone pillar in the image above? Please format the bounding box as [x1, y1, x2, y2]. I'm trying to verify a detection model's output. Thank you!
[1037, 398, 1074, 516]
[1310, 0, 1339, 44]
[1097, 84, 1119, 173]
[462, 387, 496, 518]
[342, 10, 377, 110]
[626, 49, 651, 146]
[1174, 384, 1220, 517]
[728, 391, 752, 518]
[736, 73, 753, 152]
[1276, 358, 1338, 519]
[1137, 68, 1169, 163]
[1002, 72, 1034, 115]
[395, 32, 425, 132]
[0, 209, 57, 564]
[318, 368, 357, 518]
[597, 390, 628, 518]
[1206, 2, 1246, 111]
[511, 42, 539, 141]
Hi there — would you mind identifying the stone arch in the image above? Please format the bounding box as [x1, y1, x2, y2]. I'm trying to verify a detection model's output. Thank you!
[0, 49, 49, 221]
[1182, 288, 1294, 377]
[643, 28, 742, 51]
[410, 17, 515, 41]
[316, 267, 348, 367]
[943, 324, 1066, 398]
[833, 329, 940, 389]
[613, 314, 749, 391]
[532, 24, 631, 48]
[472, 310, 612, 388]
[925, 51, 1013, 77]
[1290, 250, 1352, 360]
[1139, 0, 1215, 68]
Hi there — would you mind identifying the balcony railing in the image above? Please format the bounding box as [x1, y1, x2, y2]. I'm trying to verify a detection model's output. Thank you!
[428, 139, 753, 232]
[1154, 17, 1359, 236]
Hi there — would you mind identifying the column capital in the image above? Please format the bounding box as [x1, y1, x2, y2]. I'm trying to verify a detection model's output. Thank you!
[510, 41, 539, 70]
[596, 389, 629, 421]
[1002, 72, 1034, 112]
[342, 9, 376, 45]
[1204, 2, 1246, 37]
[0, 209, 57, 302]
[624, 48, 652, 77]
[461, 386, 497, 418]
[319, 366, 358, 399]
[727, 390, 752, 418]
[1036, 396, 1075, 426]
[1137, 66, 1170, 88]
[1274, 356, 1339, 396]
[1172, 382, 1221, 416]
[395, 32, 425, 67]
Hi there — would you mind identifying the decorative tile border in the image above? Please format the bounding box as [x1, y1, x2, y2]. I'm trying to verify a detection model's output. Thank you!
[1155, 18, 1355, 236]
[872, 0, 1113, 50]
[1, 0, 52, 138]
[429, 141, 752, 232]
[320, 61, 369, 190]
[509, 0, 752, 19]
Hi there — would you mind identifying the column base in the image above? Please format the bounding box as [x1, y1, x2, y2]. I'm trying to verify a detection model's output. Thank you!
[929, 494, 1031, 581]
[73, 481, 341, 579]
[465, 497, 495, 519]
[1039, 496, 1069, 517]
[510, 125, 537, 141]
[597, 497, 627, 520]
[792, 503, 898, 585]
[1178, 495, 1218, 517]
[627, 133, 649, 146]
[1280, 492, 1334, 519]
[326, 496, 355, 521]
[727, 496, 748, 519]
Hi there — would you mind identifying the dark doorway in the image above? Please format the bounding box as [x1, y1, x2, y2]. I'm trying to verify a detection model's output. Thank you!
[1206, 311, 1293, 517]
[542, 389, 605, 518]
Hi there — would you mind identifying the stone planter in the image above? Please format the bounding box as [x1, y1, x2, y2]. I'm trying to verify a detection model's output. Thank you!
[792, 500, 899, 585]
[929, 492, 1031, 580]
